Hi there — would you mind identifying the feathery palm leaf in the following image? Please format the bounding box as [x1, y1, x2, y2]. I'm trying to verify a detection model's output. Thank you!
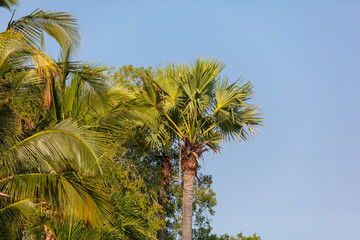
[46, 219, 103, 240]
[7, 9, 81, 50]
[0, 172, 112, 227]
[1, 119, 110, 176]
[0, 30, 61, 78]
[0, 199, 34, 224]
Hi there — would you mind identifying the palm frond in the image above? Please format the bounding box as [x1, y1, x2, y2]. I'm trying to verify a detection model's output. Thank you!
[2, 119, 111, 176]
[0, 0, 18, 10]
[7, 9, 81, 50]
[151, 57, 263, 151]
[0, 103, 20, 142]
[0, 199, 35, 224]
[49, 219, 103, 240]
[77, 62, 111, 109]
[0, 29, 62, 79]
[0, 172, 113, 227]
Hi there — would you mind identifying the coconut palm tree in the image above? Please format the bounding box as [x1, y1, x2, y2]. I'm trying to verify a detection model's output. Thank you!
[142, 58, 263, 239]
[0, 7, 115, 238]
[0, 7, 82, 137]
[1, 4, 164, 239]
[0, 54, 117, 240]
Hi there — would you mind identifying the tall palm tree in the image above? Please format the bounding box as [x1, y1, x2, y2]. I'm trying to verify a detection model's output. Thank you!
[143, 58, 263, 239]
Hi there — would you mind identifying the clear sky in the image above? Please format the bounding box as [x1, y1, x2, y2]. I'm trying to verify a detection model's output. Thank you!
[1, 1, 360, 239]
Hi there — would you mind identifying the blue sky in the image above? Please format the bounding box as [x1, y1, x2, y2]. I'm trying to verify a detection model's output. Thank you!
[1, 1, 360, 239]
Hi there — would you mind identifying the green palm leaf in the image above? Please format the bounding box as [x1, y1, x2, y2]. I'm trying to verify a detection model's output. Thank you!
[0, 172, 112, 227]
[7, 9, 81, 50]
[2, 119, 110, 177]
[0, 29, 61, 79]
[0, 0, 18, 10]
[0, 199, 34, 224]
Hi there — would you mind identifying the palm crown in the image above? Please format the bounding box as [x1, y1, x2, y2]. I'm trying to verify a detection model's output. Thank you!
[139, 57, 263, 239]
[150, 58, 262, 161]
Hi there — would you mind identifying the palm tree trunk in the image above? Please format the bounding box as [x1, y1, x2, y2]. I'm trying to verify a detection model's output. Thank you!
[157, 187, 166, 240]
[182, 169, 195, 240]
[157, 154, 171, 240]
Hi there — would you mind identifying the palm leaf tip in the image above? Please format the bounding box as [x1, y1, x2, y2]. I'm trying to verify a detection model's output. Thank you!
[0, 0, 18, 10]
[7, 10, 81, 50]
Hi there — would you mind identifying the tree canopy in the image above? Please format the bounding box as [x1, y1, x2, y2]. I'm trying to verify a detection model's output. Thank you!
[0, 2, 263, 240]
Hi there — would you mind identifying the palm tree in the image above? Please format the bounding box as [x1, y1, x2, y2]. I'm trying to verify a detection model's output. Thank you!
[143, 58, 263, 239]
[0, 8, 82, 137]
[1, 4, 165, 239]
[0, 7, 115, 238]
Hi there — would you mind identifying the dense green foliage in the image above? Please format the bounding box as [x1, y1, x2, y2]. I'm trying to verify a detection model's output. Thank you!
[0, 2, 263, 239]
